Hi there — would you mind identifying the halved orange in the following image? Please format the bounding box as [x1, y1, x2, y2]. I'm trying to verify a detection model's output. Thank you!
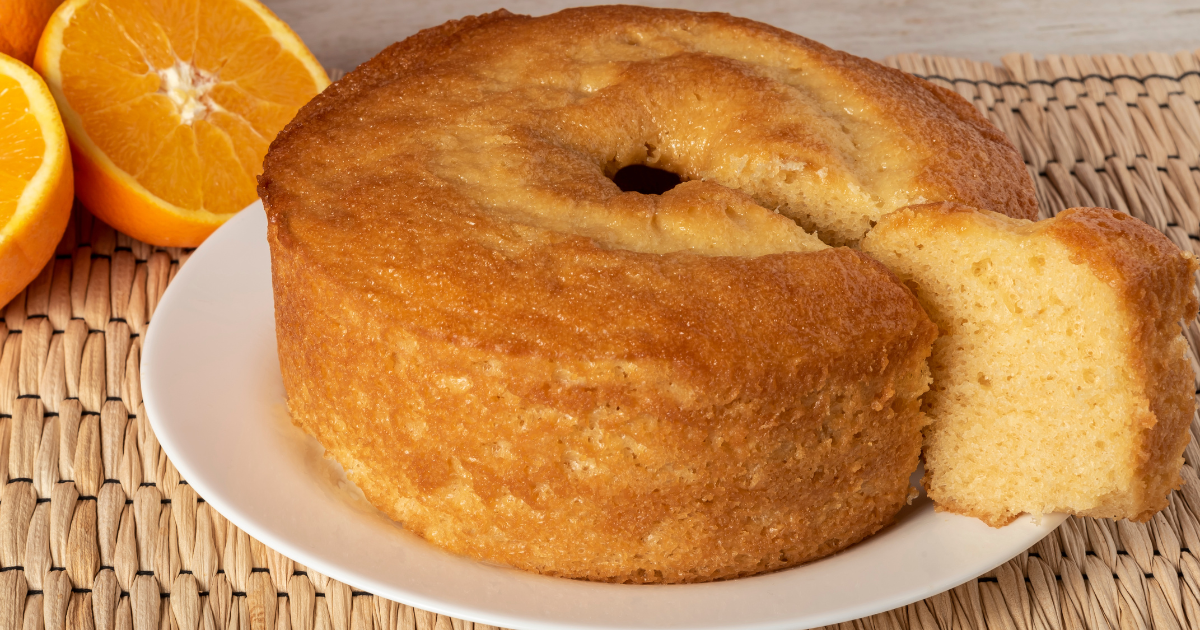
[34, 0, 329, 247]
[0, 51, 73, 307]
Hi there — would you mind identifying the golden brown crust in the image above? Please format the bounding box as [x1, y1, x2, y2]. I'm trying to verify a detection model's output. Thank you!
[271, 231, 936, 581]
[904, 82, 1037, 221]
[267, 10, 519, 150]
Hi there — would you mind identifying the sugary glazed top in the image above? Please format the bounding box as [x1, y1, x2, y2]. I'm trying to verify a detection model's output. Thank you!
[263, 6, 1034, 254]
[260, 6, 1032, 369]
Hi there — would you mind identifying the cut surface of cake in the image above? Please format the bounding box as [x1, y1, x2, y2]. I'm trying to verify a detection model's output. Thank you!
[861, 203, 1199, 526]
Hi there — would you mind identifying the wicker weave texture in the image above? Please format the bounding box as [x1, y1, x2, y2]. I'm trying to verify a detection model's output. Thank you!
[4, 50, 1200, 630]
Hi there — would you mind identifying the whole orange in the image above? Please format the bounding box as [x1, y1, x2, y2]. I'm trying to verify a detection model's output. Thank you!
[0, 0, 64, 65]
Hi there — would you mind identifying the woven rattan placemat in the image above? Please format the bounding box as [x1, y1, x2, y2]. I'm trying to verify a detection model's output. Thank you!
[4, 49, 1200, 630]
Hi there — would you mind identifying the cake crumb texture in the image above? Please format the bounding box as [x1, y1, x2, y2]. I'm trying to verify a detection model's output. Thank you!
[862, 203, 1199, 526]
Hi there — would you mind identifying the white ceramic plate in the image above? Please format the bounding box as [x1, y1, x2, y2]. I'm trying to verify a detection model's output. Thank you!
[143, 201, 1065, 630]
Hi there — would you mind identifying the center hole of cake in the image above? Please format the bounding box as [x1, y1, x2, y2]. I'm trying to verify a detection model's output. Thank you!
[612, 164, 682, 195]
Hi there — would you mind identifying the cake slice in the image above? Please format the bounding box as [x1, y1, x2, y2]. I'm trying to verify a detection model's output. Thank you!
[861, 203, 1198, 526]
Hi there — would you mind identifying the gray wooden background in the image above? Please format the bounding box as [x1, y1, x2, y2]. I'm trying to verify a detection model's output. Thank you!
[260, 0, 1200, 75]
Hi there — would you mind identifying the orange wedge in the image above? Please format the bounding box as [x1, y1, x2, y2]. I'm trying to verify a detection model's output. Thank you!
[34, 0, 329, 247]
[0, 52, 73, 307]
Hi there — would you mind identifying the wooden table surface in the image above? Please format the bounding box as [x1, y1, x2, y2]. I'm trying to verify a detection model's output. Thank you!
[262, 0, 1200, 75]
